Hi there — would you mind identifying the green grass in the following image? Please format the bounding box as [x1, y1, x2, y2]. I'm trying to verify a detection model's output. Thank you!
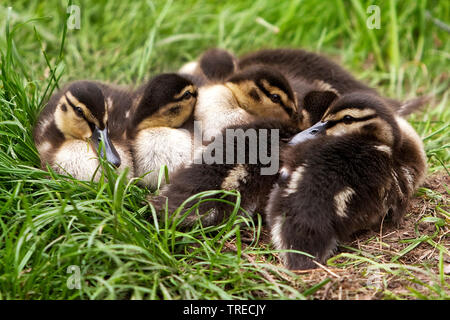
[0, 0, 449, 299]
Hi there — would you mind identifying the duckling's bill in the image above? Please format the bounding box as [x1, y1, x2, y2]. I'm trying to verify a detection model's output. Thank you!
[288, 120, 327, 145]
[91, 126, 121, 167]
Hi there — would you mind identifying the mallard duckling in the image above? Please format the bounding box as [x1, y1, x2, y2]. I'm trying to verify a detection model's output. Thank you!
[195, 65, 299, 140]
[238, 48, 376, 95]
[178, 48, 237, 85]
[180, 48, 343, 134]
[127, 73, 198, 189]
[193, 48, 343, 130]
[149, 119, 299, 227]
[33, 80, 132, 181]
[148, 86, 340, 226]
[238, 48, 430, 118]
[266, 92, 427, 270]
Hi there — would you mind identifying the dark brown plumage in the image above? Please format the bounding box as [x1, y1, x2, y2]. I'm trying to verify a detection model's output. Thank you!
[199, 48, 237, 82]
[178, 48, 237, 86]
[226, 65, 298, 119]
[239, 48, 379, 95]
[96, 82, 136, 142]
[193, 65, 301, 142]
[238, 48, 430, 118]
[127, 73, 196, 139]
[266, 92, 427, 270]
[149, 119, 299, 227]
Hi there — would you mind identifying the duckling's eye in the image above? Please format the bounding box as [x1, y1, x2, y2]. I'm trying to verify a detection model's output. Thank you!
[269, 94, 281, 104]
[343, 115, 354, 124]
[74, 106, 84, 117]
[182, 91, 193, 100]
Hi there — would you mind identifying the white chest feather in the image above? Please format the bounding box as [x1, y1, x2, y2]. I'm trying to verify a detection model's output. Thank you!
[52, 140, 134, 181]
[53, 140, 101, 181]
[133, 127, 193, 188]
[115, 144, 134, 180]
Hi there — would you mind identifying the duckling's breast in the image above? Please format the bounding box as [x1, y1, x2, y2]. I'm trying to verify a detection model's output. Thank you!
[114, 142, 135, 180]
[51, 139, 134, 182]
[133, 127, 193, 189]
[53, 140, 101, 181]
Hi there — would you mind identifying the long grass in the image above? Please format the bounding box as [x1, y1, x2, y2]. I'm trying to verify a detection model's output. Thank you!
[0, 0, 448, 299]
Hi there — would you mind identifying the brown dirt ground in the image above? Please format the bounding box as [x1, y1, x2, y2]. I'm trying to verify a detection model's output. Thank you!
[237, 173, 450, 300]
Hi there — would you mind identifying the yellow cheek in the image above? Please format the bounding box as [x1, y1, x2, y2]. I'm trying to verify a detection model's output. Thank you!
[137, 101, 195, 130]
[54, 105, 92, 140]
[225, 81, 255, 110]
[326, 123, 349, 136]
[255, 97, 290, 120]
[72, 121, 92, 139]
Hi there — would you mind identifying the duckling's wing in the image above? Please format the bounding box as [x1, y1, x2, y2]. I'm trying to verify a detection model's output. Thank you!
[238, 49, 377, 95]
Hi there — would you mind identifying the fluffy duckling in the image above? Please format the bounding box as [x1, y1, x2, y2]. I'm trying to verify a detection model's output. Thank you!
[180, 48, 343, 133]
[33, 80, 132, 181]
[195, 65, 299, 141]
[266, 92, 427, 270]
[188, 48, 344, 130]
[178, 48, 237, 85]
[238, 48, 376, 95]
[148, 88, 339, 226]
[127, 73, 198, 189]
[238, 48, 430, 118]
[149, 119, 299, 227]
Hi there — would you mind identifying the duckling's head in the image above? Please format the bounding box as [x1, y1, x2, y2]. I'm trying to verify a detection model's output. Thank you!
[224, 66, 298, 124]
[53, 80, 121, 167]
[289, 92, 401, 147]
[297, 86, 339, 130]
[199, 48, 237, 82]
[128, 73, 197, 138]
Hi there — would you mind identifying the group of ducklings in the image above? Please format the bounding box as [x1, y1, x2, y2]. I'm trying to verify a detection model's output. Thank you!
[34, 48, 427, 270]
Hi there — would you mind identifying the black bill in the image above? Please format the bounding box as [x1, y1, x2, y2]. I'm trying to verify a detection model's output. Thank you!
[288, 121, 328, 146]
[91, 127, 121, 168]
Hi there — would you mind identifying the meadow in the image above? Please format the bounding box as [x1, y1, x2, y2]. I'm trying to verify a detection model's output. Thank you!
[0, 0, 448, 299]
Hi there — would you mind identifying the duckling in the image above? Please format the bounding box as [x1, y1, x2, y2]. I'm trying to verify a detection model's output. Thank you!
[33, 80, 133, 181]
[148, 86, 340, 226]
[178, 48, 237, 85]
[266, 92, 427, 270]
[149, 119, 299, 227]
[180, 48, 342, 134]
[238, 49, 376, 95]
[127, 73, 198, 189]
[195, 65, 299, 141]
[238, 48, 430, 118]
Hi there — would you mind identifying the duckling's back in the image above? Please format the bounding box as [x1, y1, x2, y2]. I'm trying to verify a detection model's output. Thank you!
[239, 49, 378, 95]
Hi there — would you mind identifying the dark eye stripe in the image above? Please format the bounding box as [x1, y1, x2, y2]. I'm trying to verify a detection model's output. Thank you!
[65, 94, 92, 126]
[257, 84, 294, 117]
[174, 90, 198, 102]
[65, 95, 83, 114]
[326, 114, 377, 129]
